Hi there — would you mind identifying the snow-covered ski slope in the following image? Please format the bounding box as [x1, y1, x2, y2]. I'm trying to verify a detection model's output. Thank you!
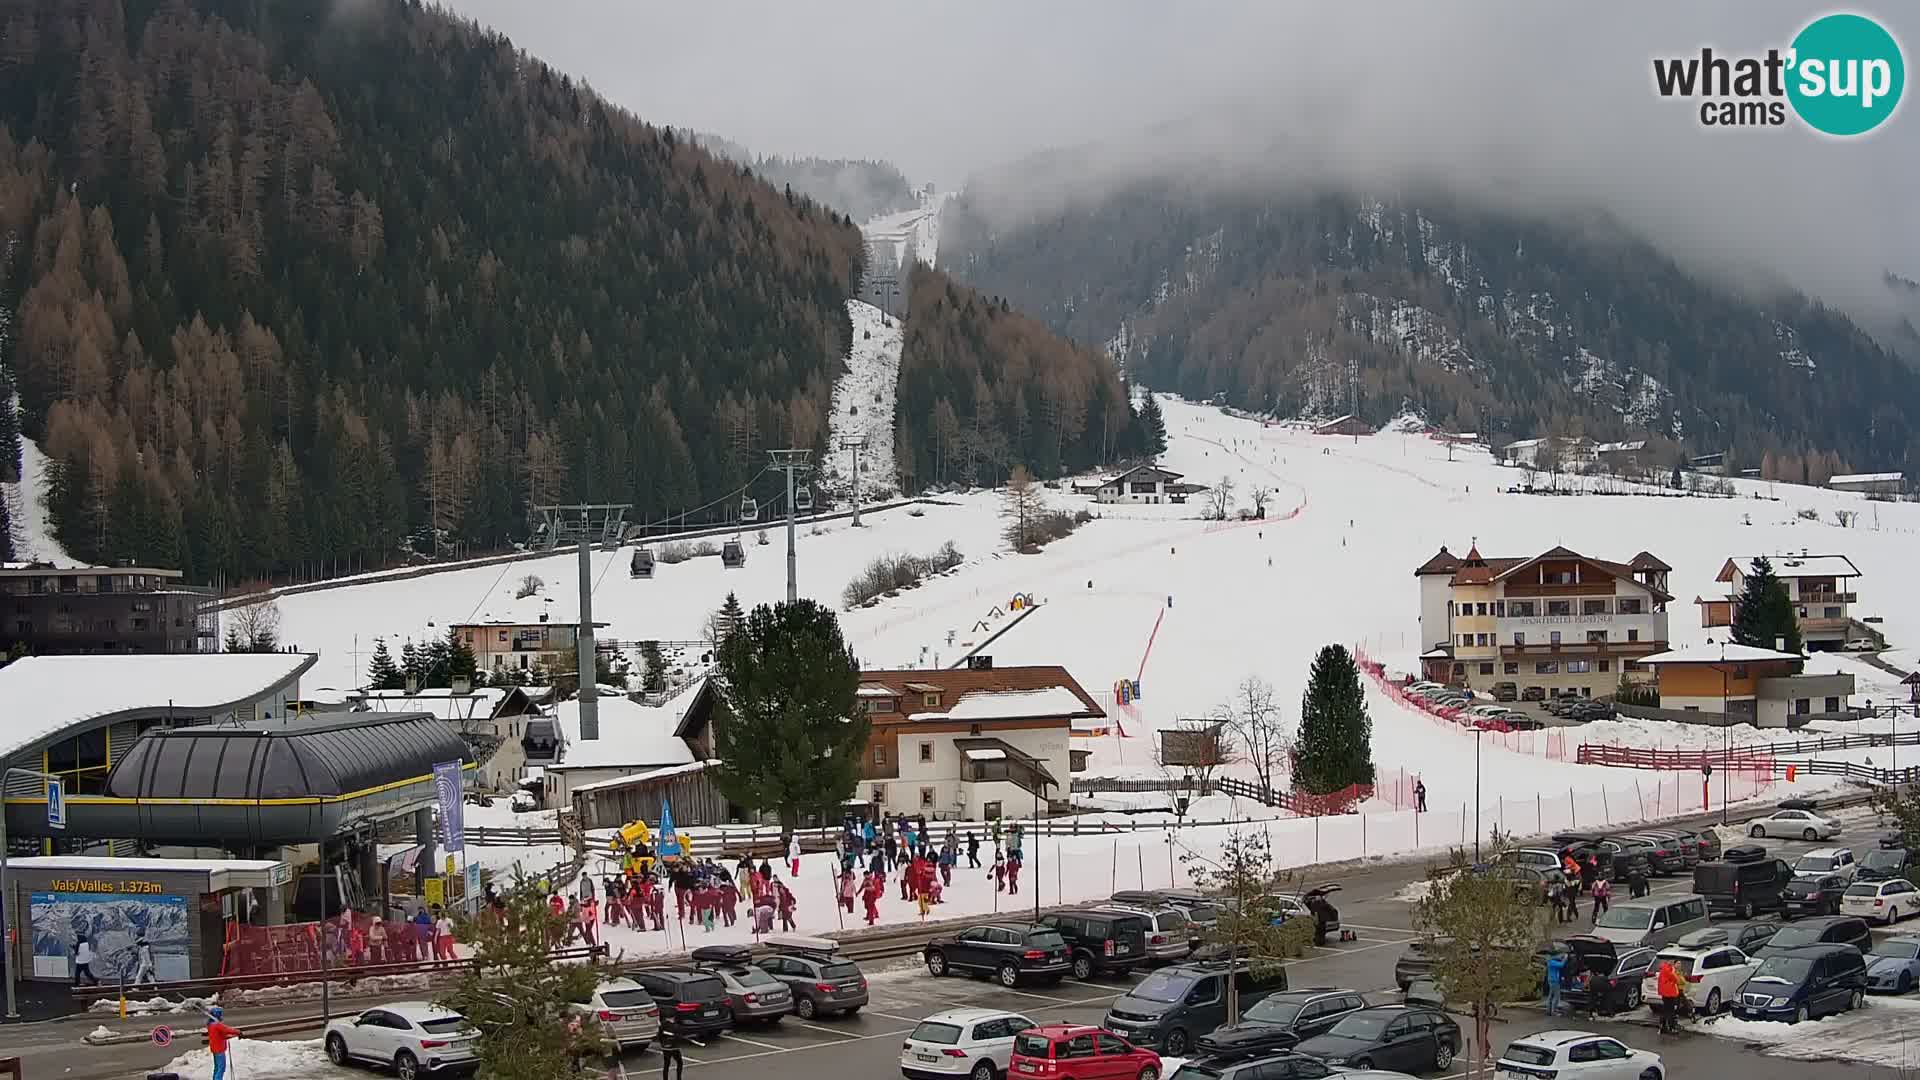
[818, 299, 902, 500]
[864, 192, 949, 268]
[277, 396, 1920, 806]
[3, 434, 80, 566]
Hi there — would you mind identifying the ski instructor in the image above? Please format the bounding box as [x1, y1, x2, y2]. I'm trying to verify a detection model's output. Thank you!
[207, 1005, 244, 1080]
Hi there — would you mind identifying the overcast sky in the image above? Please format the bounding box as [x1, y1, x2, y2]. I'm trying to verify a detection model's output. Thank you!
[437, 0, 1918, 320]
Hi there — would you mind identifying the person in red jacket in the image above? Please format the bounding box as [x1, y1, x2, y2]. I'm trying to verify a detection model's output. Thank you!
[206, 1006, 243, 1080]
[1656, 960, 1685, 1032]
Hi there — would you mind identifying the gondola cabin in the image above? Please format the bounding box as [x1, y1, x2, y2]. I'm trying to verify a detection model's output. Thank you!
[740, 496, 760, 524]
[630, 547, 655, 579]
[721, 538, 746, 568]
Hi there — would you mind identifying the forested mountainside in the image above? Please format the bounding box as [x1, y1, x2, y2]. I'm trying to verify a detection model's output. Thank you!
[693, 133, 918, 224]
[945, 181, 1920, 477]
[0, 0, 865, 582]
[894, 264, 1149, 491]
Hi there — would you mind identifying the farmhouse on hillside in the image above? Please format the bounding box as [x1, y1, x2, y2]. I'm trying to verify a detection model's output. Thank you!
[1093, 464, 1187, 505]
[1696, 553, 1871, 652]
[1826, 472, 1906, 498]
[1414, 544, 1671, 698]
[1312, 414, 1375, 437]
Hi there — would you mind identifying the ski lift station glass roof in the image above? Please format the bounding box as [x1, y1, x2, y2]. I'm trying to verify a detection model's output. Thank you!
[0, 653, 475, 845]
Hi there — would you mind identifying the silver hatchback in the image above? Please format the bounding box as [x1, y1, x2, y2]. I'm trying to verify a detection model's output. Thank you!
[570, 977, 663, 1050]
[692, 945, 794, 1023]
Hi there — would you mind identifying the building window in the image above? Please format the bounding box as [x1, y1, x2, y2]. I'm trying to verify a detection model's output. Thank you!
[1586, 629, 1608, 643]
[873, 744, 887, 765]
[1617, 597, 1642, 615]
[1826, 697, 1841, 712]
[1598, 660, 1611, 672]
[918, 742, 934, 763]
[872, 784, 886, 804]
[1824, 607, 1841, 619]
[499, 630, 509, 642]
[1479, 663, 1494, 675]
[1504, 662, 1519, 674]
[1476, 603, 1488, 616]
[1550, 631, 1562, 645]
[1626, 629, 1640, 642]
[1794, 698, 1811, 715]
[1460, 634, 1472, 647]
[923, 693, 941, 707]
[1547, 600, 1572, 616]
[920, 786, 936, 807]
[1452, 663, 1465, 677]
[1567, 660, 1592, 673]
[1732, 664, 1749, 678]
[1510, 601, 1536, 617]
[1625, 660, 1643, 672]
[1476, 633, 1489, 646]
[1493, 601, 1506, 617]
[864, 697, 894, 713]
[1582, 599, 1607, 615]
[1536, 661, 1559, 674]
[1513, 632, 1526, 646]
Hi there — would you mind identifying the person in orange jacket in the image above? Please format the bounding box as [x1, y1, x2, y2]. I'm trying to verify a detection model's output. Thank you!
[1656, 959, 1685, 1032]
[206, 1006, 243, 1080]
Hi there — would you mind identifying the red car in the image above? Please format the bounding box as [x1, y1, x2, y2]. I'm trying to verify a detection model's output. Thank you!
[1010, 1024, 1162, 1080]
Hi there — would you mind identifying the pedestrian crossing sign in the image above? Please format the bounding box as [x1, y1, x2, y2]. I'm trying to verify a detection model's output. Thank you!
[46, 778, 65, 830]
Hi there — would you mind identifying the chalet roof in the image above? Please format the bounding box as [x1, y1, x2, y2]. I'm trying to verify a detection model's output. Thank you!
[1715, 554, 1862, 583]
[1440, 545, 1674, 602]
[1829, 472, 1904, 485]
[1101, 464, 1185, 485]
[1413, 546, 1461, 577]
[858, 665, 1104, 724]
[1639, 644, 1803, 665]
[1629, 551, 1673, 572]
[1594, 440, 1648, 453]
[1451, 545, 1493, 586]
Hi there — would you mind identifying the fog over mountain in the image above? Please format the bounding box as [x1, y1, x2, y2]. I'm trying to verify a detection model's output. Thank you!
[439, 0, 1916, 329]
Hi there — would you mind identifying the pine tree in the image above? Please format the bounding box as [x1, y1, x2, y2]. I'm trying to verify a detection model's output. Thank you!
[223, 626, 245, 653]
[1001, 464, 1045, 551]
[638, 640, 666, 693]
[1731, 556, 1802, 654]
[446, 626, 477, 686]
[1295, 644, 1374, 794]
[0, 486, 12, 562]
[1138, 393, 1168, 457]
[367, 638, 403, 690]
[711, 599, 867, 833]
[424, 635, 453, 688]
[720, 592, 744, 639]
[400, 640, 426, 688]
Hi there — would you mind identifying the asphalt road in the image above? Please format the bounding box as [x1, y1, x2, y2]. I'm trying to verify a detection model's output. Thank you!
[32, 805, 1906, 1079]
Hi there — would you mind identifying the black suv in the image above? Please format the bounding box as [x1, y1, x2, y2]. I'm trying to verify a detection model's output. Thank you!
[924, 922, 1071, 987]
[1859, 837, 1916, 883]
[1102, 960, 1289, 1056]
[1694, 845, 1794, 918]
[1195, 988, 1367, 1058]
[1040, 909, 1150, 979]
[628, 968, 733, 1037]
[1753, 916, 1874, 960]
[1167, 1051, 1337, 1080]
[756, 936, 869, 1019]
[1784, 874, 1850, 918]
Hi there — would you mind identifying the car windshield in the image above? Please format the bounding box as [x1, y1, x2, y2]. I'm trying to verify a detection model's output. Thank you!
[1243, 999, 1302, 1025]
[1797, 855, 1837, 872]
[1766, 926, 1825, 949]
[821, 962, 862, 980]
[1750, 956, 1814, 983]
[1024, 931, 1067, 950]
[1845, 883, 1882, 897]
[418, 1017, 469, 1034]
[1326, 1013, 1390, 1039]
[1132, 971, 1197, 1003]
[730, 966, 780, 988]
[911, 1022, 962, 1045]
[1500, 1045, 1556, 1067]
[600, 989, 656, 1009]
[1168, 1065, 1222, 1080]
[1013, 1033, 1054, 1058]
[1184, 904, 1218, 922]
[1874, 942, 1920, 960]
[1866, 850, 1907, 869]
[1593, 904, 1655, 930]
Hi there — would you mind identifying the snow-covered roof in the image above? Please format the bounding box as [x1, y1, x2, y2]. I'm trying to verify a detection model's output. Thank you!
[0, 653, 316, 761]
[962, 747, 1007, 761]
[570, 759, 717, 794]
[549, 682, 701, 770]
[856, 685, 896, 697]
[1829, 472, 1905, 485]
[5, 855, 283, 872]
[937, 687, 1090, 722]
[1723, 554, 1861, 580]
[353, 687, 508, 722]
[1638, 644, 1804, 665]
[1594, 440, 1647, 453]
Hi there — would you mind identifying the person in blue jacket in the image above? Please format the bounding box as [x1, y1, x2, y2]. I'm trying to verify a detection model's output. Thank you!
[1544, 950, 1569, 1016]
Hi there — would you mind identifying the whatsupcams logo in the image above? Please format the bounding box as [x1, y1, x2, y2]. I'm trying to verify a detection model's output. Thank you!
[1653, 13, 1904, 135]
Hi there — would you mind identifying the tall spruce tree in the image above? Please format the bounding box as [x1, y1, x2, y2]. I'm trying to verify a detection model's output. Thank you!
[0, 489, 13, 562]
[1295, 644, 1375, 793]
[446, 627, 478, 686]
[367, 639, 403, 690]
[1731, 556, 1802, 654]
[639, 640, 667, 693]
[1139, 393, 1169, 457]
[400, 640, 426, 688]
[711, 599, 867, 833]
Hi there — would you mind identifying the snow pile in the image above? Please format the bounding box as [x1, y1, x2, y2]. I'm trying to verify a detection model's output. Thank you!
[163, 1039, 335, 1080]
[89, 994, 214, 1015]
[1704, 996, 1920, 1068]
[85, 1025, 116, 1043]
[820, 299, 902, 501]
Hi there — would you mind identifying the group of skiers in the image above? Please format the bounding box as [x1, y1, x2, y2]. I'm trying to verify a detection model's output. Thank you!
[1545, 849, 1621, 925]
[596, 853, 800, 935]
[1545, 949, 1692, 1032]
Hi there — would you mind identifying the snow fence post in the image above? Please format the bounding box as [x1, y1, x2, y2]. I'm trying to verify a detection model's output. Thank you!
[1604, 787, 1612, 823]
[1569, 789, 1577, 827]
[1362, 813, 1367, 857]
[1460, 805, 1467, 845]
[1536, 794, 1542, 834]
[1636, 779, 1644, 820]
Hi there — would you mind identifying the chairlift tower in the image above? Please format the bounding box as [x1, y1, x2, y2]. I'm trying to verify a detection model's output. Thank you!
[533, 502, 629, 741]
[838, 434, 870, 527]
[768, 450, 813, 604]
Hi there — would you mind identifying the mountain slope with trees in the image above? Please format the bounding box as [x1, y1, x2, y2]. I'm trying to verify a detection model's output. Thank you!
[944, 179, 1920, 478]
[0, 0, 865, 582]
[692, 133, 919, 224]
[894, 263, 1146, 491]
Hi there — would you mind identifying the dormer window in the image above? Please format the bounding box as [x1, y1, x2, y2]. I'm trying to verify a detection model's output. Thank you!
[924, 693, 941, 707]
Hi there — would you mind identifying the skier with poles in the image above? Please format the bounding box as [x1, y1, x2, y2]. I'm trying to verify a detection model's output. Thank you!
[206, 1005, 244, 1080]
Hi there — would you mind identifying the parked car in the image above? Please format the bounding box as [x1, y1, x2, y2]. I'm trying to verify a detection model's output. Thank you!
[1486, 863, 1568, 904]
[1093, 905, 1196, 963]
[1783, 874, 1850, 918]
[1495, 1031, 1665, 1080]
[1040, 909, 1151, 979]
[1393, 939, 1438, 990]
[1736, 923, 1781, 954]
[1193, 988, 1367, 1059]
[1858, 837, 1916, 882]
[1009, 1024, 1162, 1080]
[1521, 686, 1548, 702]
[687, 945, 794, 1024]
[1112, 891, 1220, 933]
[1690, 828, 1724, 862]
[1617, 834, 1686, 876]
[757, 934, 869, 1019]
[1561, 937, 1655, 1014]
[1501, 847, 1568, 873]
[1733, 945, 1867, 1023]
[925, 923, 1072, 987]
[1166, 1052, 1338, 1080]
[565, 977, 662, 1050]
[1645, 929, 1754, 1015]
[1841, 878, 1920, 925]
[1694, 846, 1794, 918]
[900, 1009, 1037, 1080]
[1292, 1005, 1460, 1073]
[1777, 797, 1821, 811]
[1844, 638, 1879, 651]
[1103, 960, 1289, 1055]
[1864, 936, 1920, 994]
[1748, 808, 1843, 841]
[627, 968, 734, 1038]
[1588, 894, 1710, 949]
[323, 1002, 480, 1079]
[1491, 682, 1519, 702]
[1752, 916, 1874, 960]
[1793, 847, 1859, 882]
[1554, 834, 1651, 883]
[1635, 829, 1702, 868]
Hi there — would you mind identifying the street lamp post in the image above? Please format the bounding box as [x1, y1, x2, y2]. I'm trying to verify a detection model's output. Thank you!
[1, 765, 62, 1020]
[1712, 639, 1728, 824]
[1472, 728, 1486, 863]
